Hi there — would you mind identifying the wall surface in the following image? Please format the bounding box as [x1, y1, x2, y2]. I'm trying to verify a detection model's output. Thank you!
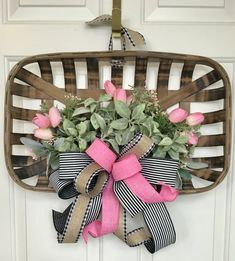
[0, 1, 234, 261]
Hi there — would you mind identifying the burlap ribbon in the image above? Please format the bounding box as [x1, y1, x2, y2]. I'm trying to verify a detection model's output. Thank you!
[50, 133, 179, 253]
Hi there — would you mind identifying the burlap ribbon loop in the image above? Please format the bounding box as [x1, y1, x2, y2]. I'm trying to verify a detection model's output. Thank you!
[50, 133, 179, 253]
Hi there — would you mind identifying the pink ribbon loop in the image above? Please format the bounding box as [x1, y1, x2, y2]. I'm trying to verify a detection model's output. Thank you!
[112, 154, 142, 181]
[86, 138, 117, 172]
[83, 138, 178, 242]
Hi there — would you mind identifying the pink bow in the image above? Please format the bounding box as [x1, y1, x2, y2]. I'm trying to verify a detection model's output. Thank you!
[82, 138, 178, 242]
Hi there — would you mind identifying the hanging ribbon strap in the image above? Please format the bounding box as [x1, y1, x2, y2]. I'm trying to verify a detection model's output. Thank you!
[86, 15, 145, 50]
[50, 134, 179, 253]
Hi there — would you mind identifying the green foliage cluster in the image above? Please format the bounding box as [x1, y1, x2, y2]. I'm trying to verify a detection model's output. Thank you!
[21, 89, 206, 181]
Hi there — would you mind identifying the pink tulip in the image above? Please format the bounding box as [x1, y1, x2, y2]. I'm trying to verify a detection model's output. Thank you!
[114, 88, 127, 102]
[104, 80, 116, 96]
[34, 128, 53, 140]
[168, 108, 188, 123]
[32, 113, 51, 128]
[49, 107, 62, 128]
[104, 80, 131, 104]
[188, 132, 198, 145]
[186, 112, 204, 126]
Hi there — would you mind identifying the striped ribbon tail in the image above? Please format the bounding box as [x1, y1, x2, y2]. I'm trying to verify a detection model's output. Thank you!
[113, 134, 179, 252]
[49, 153, 108, 243]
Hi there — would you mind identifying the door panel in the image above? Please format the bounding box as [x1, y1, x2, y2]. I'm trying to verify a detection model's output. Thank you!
[0, 1, 234, 260]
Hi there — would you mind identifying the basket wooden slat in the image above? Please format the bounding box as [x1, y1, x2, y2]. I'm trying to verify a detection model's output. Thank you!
[203, 110, 225, 124]
[87, 57, 99, 89]
[157, 60, 172, 99]
[62, 59, 77, 94]
[134, 57, 148, 87]
[4, 51, 232, 194]
[180, 62, 196, 112]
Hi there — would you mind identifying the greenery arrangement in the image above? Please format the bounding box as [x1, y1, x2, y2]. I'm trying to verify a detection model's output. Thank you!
[21, 80, 207, 181]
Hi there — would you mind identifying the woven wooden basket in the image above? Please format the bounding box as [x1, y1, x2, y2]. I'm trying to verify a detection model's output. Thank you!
[4, 51, 232, 194]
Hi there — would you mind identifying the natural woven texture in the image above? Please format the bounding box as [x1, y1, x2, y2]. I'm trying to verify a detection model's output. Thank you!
[4, 51, 232, 194]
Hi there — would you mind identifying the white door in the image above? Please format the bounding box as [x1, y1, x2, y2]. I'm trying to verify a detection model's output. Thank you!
[0, 1, 235, 261]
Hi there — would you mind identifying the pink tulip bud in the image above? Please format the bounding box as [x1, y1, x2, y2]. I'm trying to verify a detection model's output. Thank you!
[32, 113, 51, 129]
[34, 128, 53, 140]
[49, 107, 62, 128]
[168, 108, 188, 123]
[188, 132, 198, 145]
[114, 88, 127, 102]
[186, 112, 204, 126]
[104, 80, 116, 97]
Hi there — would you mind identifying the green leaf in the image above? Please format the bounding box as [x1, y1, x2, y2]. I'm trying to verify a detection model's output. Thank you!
[130, 125, 137, 132]
[178, 168, 192, 180]
[136, 112, 146, 123]
[171, 143, 188, 154]
[63, 119, 75, 133]
[108, 139, 119, 153]
[90, 114, 99, 129]
[99, 94, 112, 102]
[162, 145, 172, 152]
[140, 125, 149, 136]
[54, 138, 72, 152]
[20, 137, 46, 157]
[186, 161, 208, 169]
[168, 149, 179, 160]
[84, 98, 96, 107]
[115, 132, 123, 145]
[132, 104, 145, 120]
[70, 143, 78, 152]
[83, 131, 96, 142]
[90, 103, 97, 113]
[114, 101, 131, 118]
[53, 138, 65, 150]
[142, 117, 155, 136]
[153, 147, 167, 158]
[76, 122, 87, 135]
[121, 129, 134, 145]
[20, 137, 43, 150]
[158, 137, 173, 146]
[77, 117, 87, 121]
[110, 118, 129, 130]
[175, 135, 188, 144]
[67, 128, 77, 136]
[78, 139, 87, 152]
[59, 141, 71, 152]
[49, 152, 59, 170]
[72, 107, 90, 117]
[94, 113, 106, 130]
[151, 135, 161, 144]
[152, 121, 159, 132]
